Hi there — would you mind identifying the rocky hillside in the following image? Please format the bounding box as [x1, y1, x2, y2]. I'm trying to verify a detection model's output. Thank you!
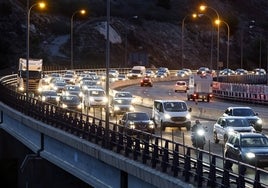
[0, 0, 267, 71]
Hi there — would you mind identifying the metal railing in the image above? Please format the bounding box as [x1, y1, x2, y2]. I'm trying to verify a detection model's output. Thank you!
[1, 74, 268, 187]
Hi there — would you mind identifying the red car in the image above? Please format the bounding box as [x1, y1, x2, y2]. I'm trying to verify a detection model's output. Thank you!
[140, 77, 153, 87]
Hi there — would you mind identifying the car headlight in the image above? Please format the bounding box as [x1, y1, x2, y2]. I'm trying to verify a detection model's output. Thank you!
[257, 119, 262, 124]
[129, 121, 135, 129]
[65, 91, 70, 96]
[245, 152, 255, 159]
[129, 106, 135, 111]
[89, 97, 94, 102]
[41, 96, 46, 102]
[103, 97, 108, 103]
[149, 121, 155, 129]
[186, 113, 191, 119]
[164, 114, 171, 120]
[114, 106, 120, 111]
[227, 128, 235, 135]
[56, 96, 60, 102]
[79, 92, 83, 97]
[77, 103, 82, 109]
[62, 103, 67, 108]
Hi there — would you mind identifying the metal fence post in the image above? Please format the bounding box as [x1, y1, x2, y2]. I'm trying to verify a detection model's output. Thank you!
[207, 155, 216, 187]
[184, 147, 191, 182]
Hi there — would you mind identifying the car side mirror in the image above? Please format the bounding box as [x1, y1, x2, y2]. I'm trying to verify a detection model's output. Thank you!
[233, 143, 239, 148]
[119, 120, 122, 124]
[188, 108, 192, 112]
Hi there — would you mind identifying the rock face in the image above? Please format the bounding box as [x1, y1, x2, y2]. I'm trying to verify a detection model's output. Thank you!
[0, 0, 267, 71]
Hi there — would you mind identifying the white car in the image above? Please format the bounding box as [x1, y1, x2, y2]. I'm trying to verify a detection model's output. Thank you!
[174, 81, 188, 92]
[213, 116, 255, 144]
[223, 106, 263, 132]
[83, 88, 108, 110]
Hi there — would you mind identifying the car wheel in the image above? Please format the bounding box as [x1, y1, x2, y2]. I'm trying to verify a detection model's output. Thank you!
[214, 132, 219, 143]
[175, 90, 177, 92]
[186, 123, 191, 131]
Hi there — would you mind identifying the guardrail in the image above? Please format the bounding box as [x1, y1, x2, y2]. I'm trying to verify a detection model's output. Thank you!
[1, 74, 268, 187]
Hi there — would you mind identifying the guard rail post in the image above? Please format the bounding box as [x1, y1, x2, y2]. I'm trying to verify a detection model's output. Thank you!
[172, 143, 179, 177]
[110, 124, 117, 147]
[161, 140, 169, 173]
[133, 134, 140, 160]
[125, 132, 133, 157]
[253, 170, 261, 188]
[183, 147, 191, 182]
[221, 160, 231, 188]
[151, 137, 159, 168]
[142, 134, 150, 164]
[207, 155, 216, 187]
[196, 150, 203, 187]
[116, 126, 124, 153]
[237, 163, 246, 188]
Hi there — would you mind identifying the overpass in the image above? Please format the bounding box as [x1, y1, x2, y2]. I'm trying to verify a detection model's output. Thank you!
[0, 73, 268, 187]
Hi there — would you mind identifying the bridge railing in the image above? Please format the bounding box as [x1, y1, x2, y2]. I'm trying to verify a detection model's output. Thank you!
[0, 75, 267, 187]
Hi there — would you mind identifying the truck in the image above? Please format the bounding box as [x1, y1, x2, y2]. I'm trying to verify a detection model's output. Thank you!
[17, 58, 43, 95]
[187, 74, 213, 102]
[127, 66, 146, 79]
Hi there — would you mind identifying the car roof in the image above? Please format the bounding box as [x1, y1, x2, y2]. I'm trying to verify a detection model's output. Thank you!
[154, 99, 186, 103]
[227, 106, 252, 110]
[219, 116, 250, 120]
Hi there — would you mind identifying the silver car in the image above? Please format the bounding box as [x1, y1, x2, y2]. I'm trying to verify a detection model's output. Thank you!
[213, 116, 255, 144]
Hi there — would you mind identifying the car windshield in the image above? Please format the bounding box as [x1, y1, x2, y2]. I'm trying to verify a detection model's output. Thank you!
[164, 102, 187, 112]
[66, 86, 80, 91]
[89, 90, 105, 97]
[241, 136, 268, 147]
[42, 91, 57, 96]
[233, 109, 255, 116]
[61, 96, 79, 103]
[114, 99, 132, 105]
[115, 93, 132, 98]
[128, 113, 149, 121]
[226, 119, 250, 127]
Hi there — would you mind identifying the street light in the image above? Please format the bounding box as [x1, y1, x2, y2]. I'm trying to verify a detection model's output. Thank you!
[181, 13, 197, 69]
[70, 9, 86, 69]
[215, 19, 230, 71]
[125, 16, 138, 67]
[199, 5, 220, 72]
[194, 14, 215, 70]
[26, 1, 46, 96]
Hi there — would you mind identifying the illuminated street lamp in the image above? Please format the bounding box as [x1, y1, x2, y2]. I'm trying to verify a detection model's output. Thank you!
[199, 5, 220, 70]
[215, 19, 230, 71]
[71, 9, 86, 69]
[26, 1, 46, 96]
[181, 13, 197, 69]
[194, 14, 215, 70]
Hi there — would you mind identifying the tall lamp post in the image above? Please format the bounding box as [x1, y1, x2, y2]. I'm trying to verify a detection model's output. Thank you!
[26, 1, 46, 97]
[199, 5, 220, 73]
[124, 16, 138, 67]
[195, 14, 215, 70]
[181, 13, 197, 69]
[215, 19, 230, 71]
[70, 9, 86, 69]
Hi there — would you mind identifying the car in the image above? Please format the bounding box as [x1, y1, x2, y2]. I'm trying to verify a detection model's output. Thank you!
[50, 80, 67, 94]
[181, 68, 192, 76]
[62, 74, 76, 84]
[152, 100, 192, 131]
[62, 85, 83, 99]
[58, 95, 82, 111]
[220, 68, 235, 75]
[39, 90, 59, 104]
[109, 97, 135, 117]
[140, 77, 153, 87]
[145, 70, 155, 78]
[157, 67, 170, 76]
[223, 107, 263, 132]
[213, 116, 256, 144]
[224, 132, 268, 168]
[253, 68, 266, 75]
[109, 69, 119, 78]
[156, 71, 167, 78]
[117, 74, 128, 81]
[175, 70, 187, 77]
[83, 88, 108, 110]
[174, 81, 188, 92]
[119, 112, 155, 134]
[197, 67, 210, 75]
[235, 68, 248, 75]
[114, 91, 133, 99]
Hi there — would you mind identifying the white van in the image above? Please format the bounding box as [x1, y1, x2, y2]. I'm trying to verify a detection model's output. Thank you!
[127, 66, 146, 79]
[152, 100, 191, 131]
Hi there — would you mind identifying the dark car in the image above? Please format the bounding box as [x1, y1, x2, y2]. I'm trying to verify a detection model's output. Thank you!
[59, 95, 82, 111]
[223, 107, 263, 132]
[39, 90, 59, 104]
[224, 132, 268, 168]
[140, 77, 153, 87]
[119, 112, 155, 134]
